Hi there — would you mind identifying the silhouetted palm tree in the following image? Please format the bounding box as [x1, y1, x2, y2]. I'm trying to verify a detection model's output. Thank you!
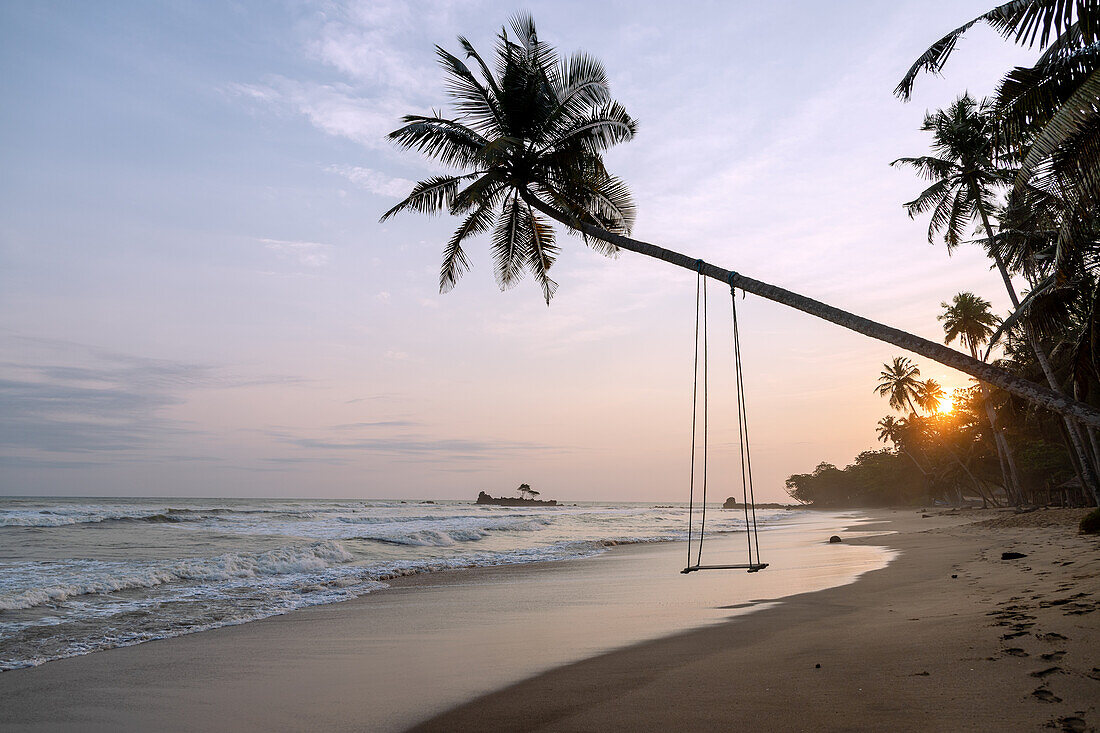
[918, 378, 947, 413]
[941, 292, 1000, 350]
[877, 415, 932, 478]
[895, 1, 1100, 210]
[382, 13, 1100, 427]
[876, 357, 924, 414]
[941, 292, 1024, 502]
[893, 95, 1018, 295]
[896, 95, 1100, 502]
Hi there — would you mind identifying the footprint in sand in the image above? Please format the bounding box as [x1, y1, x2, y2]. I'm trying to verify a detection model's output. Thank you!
[1057, 716, 1087, 732]
[1029, 667, 1063, 678]
[1040, 651, 1066, 661]
[1003, 648, 1029, 657]
[1032, 688, 1062, 703]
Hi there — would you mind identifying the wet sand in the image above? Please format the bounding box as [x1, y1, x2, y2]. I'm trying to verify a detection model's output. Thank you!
[413, 508, 1099, 732]
[1, 508, 1096, 731]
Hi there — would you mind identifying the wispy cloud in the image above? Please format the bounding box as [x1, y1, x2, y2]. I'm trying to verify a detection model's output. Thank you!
[229, 0, 467, 151]
[260, 238, 333, 267]
[0, 335, 304, 460]
[333, 420, 421, 430]
[0, 353, 209, 453]
[280, 434, 566, 463]
[327, 164, 413, 197]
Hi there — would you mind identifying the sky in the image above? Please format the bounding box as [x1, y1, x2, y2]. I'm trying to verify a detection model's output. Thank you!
[0, 1, 1045, 501]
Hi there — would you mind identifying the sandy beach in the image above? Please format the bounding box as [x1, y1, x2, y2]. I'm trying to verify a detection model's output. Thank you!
[415, 508, 1099, 732]
[0, 507, 1095, 731]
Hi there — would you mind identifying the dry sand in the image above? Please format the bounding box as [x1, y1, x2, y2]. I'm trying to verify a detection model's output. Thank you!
[413, 508, 1099, 732]
[1, 508, 1096, 732]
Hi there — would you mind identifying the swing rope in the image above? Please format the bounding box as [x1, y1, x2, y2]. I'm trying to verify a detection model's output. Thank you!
[683, 266, 767, 574]
[732, 280, 762, 567]
[686, 262, 707, 569]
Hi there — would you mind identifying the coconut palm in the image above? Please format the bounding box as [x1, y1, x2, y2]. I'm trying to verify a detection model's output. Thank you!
[895, 95, 1100, 503]
[876, 415, 901, 445]
[941, 292, 1001, 351]
[382, 13, 1100, 428]
[876, 357, 924, 414]
[940, 291, 1024, 502]
[895, 1, 1100, 212]
[918, 378, 947, 413]
[878, 415, 932, 477]
[892, 95, 1018, 291]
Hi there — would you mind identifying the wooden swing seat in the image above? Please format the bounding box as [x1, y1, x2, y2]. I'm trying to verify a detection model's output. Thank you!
[681, 563, 768, 574]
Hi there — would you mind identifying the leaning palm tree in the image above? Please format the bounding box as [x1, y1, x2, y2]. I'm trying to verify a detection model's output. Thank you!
[381, 14, 1100, 428]
[941, 291, 1024, 502]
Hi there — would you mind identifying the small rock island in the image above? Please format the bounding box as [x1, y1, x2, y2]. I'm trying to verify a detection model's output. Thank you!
[723, 497, 798, 510]
[476, 483, 557, 506]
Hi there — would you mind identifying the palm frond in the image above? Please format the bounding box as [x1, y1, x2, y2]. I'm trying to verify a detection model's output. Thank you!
[891, 156, 959, 181]
[435, 46, 505, 135]
[903, 177, 953, 218]
[458, 36, 503, 98]
[440, 203, 496, 293]
[944, 187, 977, 248]
[895, 15, 985, 99]
[387, 114, 489, 169]
[897, 0, 1100, 100]
[449, 171, 507, 215]
[490, 193, 529, 289]
[563, 101, 637, 151]
[1019, 67, 1100, 184]
[380, 173, 479, 221]
[523, 205, 559, 303]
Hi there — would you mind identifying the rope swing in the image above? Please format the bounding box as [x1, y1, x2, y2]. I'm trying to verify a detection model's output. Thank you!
[683, 263, 767, 574]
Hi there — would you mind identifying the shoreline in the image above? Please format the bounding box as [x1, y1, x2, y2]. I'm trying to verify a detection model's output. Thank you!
[413, 507, 1099, 732]
[0, 507, 1095, 731]
[0, 509, 886, 732]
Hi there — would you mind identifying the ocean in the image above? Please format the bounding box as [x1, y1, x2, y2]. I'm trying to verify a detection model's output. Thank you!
[0, 496, 791, 671]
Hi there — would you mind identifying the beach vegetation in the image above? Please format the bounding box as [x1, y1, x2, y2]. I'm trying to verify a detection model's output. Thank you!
[516, 483, 540, 500]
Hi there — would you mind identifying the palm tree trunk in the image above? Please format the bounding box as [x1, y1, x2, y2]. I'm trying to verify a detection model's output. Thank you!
[1089, 426, 1100, 479]
[523, 192, 1100, 431]
[968, 343, 1023, 505]
[962, 205, 1099, 506]
[994, 430, 1022, 504]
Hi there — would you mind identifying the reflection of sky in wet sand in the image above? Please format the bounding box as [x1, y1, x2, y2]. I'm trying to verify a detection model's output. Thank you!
[331, 510, 893, 729]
